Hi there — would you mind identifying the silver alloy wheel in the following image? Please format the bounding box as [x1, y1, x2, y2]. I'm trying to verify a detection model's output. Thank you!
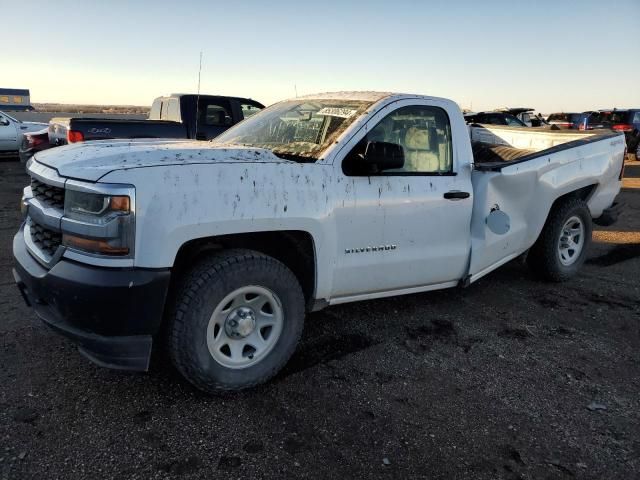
[206, 285, 283, 369]
[558, 215, 585, 266]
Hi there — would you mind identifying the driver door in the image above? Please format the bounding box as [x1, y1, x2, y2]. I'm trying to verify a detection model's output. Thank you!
[330, 100, 473, 298]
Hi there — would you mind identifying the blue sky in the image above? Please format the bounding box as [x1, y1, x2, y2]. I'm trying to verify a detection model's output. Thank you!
[5, 0, 639, 112]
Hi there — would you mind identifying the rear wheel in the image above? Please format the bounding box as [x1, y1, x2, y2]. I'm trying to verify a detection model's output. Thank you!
[527, 198, 592, 282]
[167, 249, 305, 393]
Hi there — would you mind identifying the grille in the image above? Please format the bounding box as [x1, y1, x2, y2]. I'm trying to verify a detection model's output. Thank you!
[31, 177, 65, 210]
[28, 219, 62, 257]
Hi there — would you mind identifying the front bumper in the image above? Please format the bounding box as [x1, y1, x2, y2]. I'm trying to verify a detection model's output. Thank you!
[593, 200, 625, 227]
[13, 227, 171, 371]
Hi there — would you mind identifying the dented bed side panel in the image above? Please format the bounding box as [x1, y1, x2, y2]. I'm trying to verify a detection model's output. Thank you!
[468, 135, 625, 280]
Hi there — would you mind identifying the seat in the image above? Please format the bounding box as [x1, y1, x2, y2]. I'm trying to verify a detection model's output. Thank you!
[403, 127, 439, 172]
[206, 111, 225, 126]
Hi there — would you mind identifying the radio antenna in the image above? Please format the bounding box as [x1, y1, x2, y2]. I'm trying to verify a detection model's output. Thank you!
[195, 51, 203, 139]
[294, 84, 298, 98]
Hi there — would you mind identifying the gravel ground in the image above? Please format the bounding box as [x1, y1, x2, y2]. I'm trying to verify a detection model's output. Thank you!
[0, 158, 638, 480]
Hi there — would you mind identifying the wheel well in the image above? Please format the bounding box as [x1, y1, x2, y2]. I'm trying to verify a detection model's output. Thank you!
[524, 184, 597, 261]
[551, 184, 597, 210]
[532, 184, 597, 243]
[171, 231, 317, 309]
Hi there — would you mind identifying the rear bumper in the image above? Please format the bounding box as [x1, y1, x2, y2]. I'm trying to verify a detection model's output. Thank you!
[13, 227, 171, 371]
[593, 199, 625, 227]
[18, 148, 34, 164]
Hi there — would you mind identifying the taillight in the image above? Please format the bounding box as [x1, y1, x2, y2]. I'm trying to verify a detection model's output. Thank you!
[619, 146, 627, 180]
[31, 136, 46, 147]
[612, 124, 633, 132]
[67, 130, 84, 143]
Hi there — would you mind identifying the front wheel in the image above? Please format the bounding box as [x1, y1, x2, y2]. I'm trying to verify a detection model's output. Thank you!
[527, 198, 592, 282]
[167, 249, 305, 393]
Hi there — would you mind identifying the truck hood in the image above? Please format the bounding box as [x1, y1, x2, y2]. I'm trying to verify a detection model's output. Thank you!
[32, 139, 294, 182]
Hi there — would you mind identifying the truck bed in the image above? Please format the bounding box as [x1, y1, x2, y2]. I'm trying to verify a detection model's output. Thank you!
[48, 117, 186, 146]
[470, 125, 621, 171]
[467, 124, 625, 282]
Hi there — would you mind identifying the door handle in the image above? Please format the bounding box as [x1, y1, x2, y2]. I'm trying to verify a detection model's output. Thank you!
[443, 191, 470, 200]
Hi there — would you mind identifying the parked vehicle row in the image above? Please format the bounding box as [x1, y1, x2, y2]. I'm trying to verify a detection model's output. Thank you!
[547, 112, 585, 129]
[546, 109, 640, 158]
[464, 110, 528, 127]
[13, 91, 626, 394]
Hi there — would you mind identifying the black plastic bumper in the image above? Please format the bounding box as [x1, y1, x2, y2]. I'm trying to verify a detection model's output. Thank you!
[593, 200, 625, 227]
[12, 227, 171, 371]
[18, 148, 34, 165]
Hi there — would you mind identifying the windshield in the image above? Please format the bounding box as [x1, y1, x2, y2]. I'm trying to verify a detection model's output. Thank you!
[600, 111, 631, 124]
[548, 113, 580, 123]
[213, 99, 373, 161]
[0, 111, 19, 123]
[503, 114, 526, 126]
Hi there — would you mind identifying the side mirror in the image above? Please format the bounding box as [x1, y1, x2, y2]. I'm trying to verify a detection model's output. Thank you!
[0, 118, 9, 126]
[363, 141, 404, 171]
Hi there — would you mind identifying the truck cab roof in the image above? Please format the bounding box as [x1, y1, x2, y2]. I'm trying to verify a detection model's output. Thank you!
[161, 93, 264, 105]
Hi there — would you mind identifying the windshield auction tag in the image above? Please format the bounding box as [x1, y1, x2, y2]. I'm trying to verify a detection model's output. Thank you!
[316, 107, 358, 119]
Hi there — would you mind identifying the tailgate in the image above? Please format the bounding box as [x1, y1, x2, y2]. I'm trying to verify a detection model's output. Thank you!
[49, 118, 187, 143]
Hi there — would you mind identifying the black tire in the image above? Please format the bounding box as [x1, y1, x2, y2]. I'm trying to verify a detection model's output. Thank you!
[527, 197, 592, 282]
[167, 249, 305, 393]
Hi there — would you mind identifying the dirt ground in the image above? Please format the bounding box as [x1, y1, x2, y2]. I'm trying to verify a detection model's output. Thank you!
[0, 157, 638, 480]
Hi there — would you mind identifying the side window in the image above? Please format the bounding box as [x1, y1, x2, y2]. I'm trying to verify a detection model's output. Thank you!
[343, 105, 453, 175]
[240, 102, 262, 119]
[504, 115, 523, 126]
[201, 102, 233, 127]
[167, 99, 180, 122]
[160, 101, 169, 120]
[148, 100, 161, 120]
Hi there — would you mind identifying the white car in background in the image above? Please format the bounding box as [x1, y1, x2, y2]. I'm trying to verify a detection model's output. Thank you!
[0, 111, 47, 155]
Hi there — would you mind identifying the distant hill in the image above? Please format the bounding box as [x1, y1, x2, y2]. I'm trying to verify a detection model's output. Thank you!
[32, 103, 150, 115]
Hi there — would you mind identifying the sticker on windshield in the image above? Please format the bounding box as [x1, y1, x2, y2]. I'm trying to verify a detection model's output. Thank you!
[317, 107, 358, 119]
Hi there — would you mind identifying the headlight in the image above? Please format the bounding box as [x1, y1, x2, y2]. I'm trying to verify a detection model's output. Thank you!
[62, 188, 134, 256]
[64, 190, 130, 219]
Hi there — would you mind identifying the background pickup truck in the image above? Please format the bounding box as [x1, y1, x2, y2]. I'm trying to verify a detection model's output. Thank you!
[48, 94, 265, 146]
[14, 92, 625, 394]
[0, 110, 47, 156]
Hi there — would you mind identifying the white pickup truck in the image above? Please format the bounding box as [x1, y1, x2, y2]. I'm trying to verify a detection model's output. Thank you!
[13, 92, 626, 393]
[0, 110, 47, 155]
